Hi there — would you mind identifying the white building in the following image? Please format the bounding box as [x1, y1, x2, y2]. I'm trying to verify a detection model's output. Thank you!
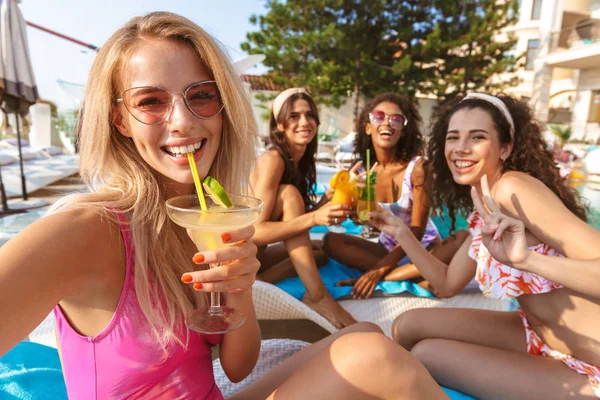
[509, 0, 600, 143]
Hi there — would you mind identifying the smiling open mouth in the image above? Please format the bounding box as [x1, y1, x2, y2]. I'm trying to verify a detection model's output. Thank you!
[162, 139, 207, 158]
[454, 160, 477, 168]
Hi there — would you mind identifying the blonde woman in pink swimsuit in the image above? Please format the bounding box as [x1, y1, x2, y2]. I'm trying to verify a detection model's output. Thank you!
[0, 12, 448, 400]
[370, 93, 600, 399]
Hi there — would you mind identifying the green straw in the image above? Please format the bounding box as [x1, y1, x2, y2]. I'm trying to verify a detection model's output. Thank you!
[366, 148, 371, 212]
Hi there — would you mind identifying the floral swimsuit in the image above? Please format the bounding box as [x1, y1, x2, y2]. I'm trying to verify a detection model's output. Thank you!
[468, 211, 600, 397]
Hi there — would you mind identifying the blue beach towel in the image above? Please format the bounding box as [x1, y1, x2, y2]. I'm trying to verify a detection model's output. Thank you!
[443, 387, 477, 399]
[275, 258, 435, 300]
[0, 341, 67, 399]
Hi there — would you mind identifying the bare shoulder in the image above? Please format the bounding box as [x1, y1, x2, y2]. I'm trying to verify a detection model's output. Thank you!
[3, 207, 123, 281]
[257, 149, 285, 169]
[253, 149, 285, 186]
[492, 171, 552, 206]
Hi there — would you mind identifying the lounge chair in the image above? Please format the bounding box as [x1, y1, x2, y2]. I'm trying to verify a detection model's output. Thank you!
[252, 280, 512, 337]
[0, 139, 79, 198]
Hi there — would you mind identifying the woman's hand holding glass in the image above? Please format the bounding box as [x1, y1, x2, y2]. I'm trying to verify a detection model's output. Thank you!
[367, 208, 409, 240]
[312, 203, 352, 227]
[181, 225, 260, 294]
[471, 175, 531, 269]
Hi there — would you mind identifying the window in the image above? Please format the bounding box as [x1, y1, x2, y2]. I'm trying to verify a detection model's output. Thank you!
[531, 0, 543, 20]
[525, 39, 540, 70]
[588, 90, 600, 123]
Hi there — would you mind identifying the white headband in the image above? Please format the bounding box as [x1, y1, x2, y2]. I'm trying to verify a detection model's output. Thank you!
[272, 88, 309, 120]
[461, 93, 515, 140]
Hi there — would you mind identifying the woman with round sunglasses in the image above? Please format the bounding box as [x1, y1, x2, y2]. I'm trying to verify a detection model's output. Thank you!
[323, 93, 466, 299]
[0, 12, 453, 400]
[369, 93, 600, 398]
[250, 88, 356, 329]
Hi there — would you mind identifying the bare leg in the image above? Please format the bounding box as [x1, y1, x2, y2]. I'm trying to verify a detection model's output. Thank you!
[412, 339, 596, 399]
[322, 232, 388, 271]
[258, 241, 327, 283]
[260, 185, 355, 328]
[392, 307, 527, 351]
[229, 322, 448, 400]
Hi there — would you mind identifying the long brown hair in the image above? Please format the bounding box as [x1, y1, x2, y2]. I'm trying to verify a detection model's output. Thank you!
[353, 93, 424, 165]
[269, 92, 319, 208]
[426, 94, 587, 231]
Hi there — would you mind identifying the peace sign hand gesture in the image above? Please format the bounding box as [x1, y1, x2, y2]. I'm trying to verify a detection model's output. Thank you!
[471, 175, 531, 269]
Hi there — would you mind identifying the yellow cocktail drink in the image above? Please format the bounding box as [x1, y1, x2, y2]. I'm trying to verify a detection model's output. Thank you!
[166, 194, 263, 334]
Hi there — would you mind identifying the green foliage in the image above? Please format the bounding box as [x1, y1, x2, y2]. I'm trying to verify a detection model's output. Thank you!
[243, 0, 521, 110]
[548, 124, 573, 144]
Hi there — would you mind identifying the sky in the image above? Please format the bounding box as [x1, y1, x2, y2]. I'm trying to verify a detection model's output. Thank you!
[19, 0, 268, 108]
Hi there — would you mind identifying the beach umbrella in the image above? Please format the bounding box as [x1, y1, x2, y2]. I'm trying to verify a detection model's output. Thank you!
[0, 0, 39, 213]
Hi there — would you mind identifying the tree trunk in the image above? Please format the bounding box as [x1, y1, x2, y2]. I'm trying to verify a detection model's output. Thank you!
[353, 60, 361, 122]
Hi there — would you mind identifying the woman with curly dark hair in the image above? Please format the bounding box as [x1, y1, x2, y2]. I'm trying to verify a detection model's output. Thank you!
[369, 93, 600, 398]
[323, 93, 467, 299]
[250, 88, 356, 329]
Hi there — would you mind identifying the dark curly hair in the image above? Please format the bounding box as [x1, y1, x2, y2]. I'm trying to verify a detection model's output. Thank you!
[353, 93, 424, 165]
[269, 92, 319, 209]
[426, 94, 587, 231]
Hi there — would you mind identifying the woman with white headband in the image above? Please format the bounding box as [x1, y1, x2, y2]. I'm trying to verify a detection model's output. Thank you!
[250, 88, 356, 329]
[368, 93, 600, 398]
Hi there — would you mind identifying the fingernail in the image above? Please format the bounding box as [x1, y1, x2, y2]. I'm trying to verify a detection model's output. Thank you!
[221, 233, 232, 243]
[181, 274, 193, 283]
[489, 224, 498, 230]
[193, 283, 203, 290]
[193, 254, 205, 264]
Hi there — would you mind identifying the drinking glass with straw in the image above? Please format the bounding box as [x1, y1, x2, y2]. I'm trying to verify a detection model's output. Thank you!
[356, 149, 378, 238]
[164, 153, 263, 334]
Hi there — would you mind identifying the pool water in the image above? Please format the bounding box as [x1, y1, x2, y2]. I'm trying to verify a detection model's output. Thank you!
[431, 183, 600, 239]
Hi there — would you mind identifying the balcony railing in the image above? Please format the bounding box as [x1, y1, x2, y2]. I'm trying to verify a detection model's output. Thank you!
[550, 19, 600, 52]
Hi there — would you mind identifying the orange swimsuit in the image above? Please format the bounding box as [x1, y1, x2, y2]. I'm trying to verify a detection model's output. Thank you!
[468, 211, 600, 397]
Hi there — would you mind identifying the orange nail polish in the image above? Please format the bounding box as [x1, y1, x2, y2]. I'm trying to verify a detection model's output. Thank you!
[193, 283, 203, 290]
[221, 233, 232, 243]
[193, 254, 205, 264]
[181, 274, 193, 283]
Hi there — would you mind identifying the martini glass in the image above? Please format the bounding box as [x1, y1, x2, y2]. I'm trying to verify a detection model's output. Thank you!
[166, 194, 263, 334]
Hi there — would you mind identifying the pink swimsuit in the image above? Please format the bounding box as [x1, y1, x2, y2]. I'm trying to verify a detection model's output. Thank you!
[53, 213, 224, 400]
[468, 211, 600, 397]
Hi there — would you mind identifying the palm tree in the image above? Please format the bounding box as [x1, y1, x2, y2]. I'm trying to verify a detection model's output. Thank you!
[548, 124, 572, 147]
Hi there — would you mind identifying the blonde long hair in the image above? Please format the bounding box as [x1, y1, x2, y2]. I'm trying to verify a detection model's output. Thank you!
[51, 12, 258, 348]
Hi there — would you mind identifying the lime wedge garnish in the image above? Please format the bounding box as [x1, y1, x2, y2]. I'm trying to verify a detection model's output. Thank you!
[203, 176, 233, 209]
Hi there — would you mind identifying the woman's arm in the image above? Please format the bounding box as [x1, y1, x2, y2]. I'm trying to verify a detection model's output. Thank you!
[475, 173, 600, 299]
[493, 171, 600, 260]
[250, 151, 349, 246]
[409, 158, 432, 241]
[360, 160, 436, 278]
[369, 211, 477, 297]
[250, 151, 315, 245]
[0, 209, 115, 356]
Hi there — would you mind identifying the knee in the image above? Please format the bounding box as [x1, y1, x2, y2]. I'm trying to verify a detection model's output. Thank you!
[321, 232, 342, 254]
[410, 338, 443, 369]
[392, 309, 425, 350]
[341, 321, 383, 335]
[331, 332, 420, 384]
[332, 332, 400, 369]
